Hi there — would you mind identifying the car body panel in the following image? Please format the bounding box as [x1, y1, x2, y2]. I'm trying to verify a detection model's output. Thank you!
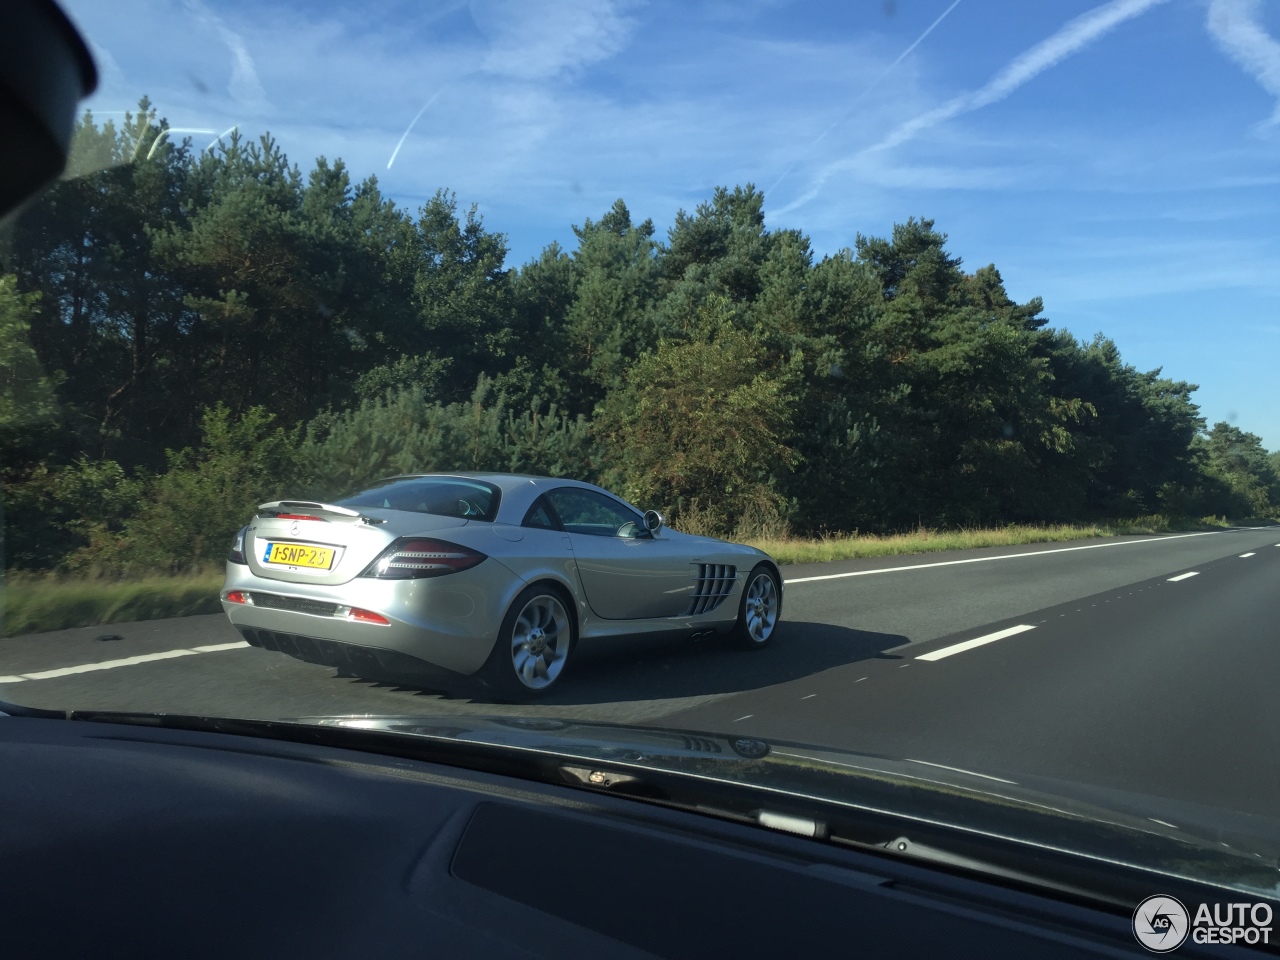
[221, 473, 780, 679]
[565, 533, 702, 619]
[222, 554, 523, 675]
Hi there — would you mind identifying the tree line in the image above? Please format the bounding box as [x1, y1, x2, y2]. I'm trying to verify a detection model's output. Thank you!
[1, 102, 1277, 572]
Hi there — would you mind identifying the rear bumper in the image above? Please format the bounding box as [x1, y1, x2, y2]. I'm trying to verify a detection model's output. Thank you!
[221, 558, 523, 675]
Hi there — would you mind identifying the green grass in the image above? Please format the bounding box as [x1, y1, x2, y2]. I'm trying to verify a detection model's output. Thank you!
[745, 515, 1235, 567]
[1, 572, 224, 637]
[1, 514, 1268, 637]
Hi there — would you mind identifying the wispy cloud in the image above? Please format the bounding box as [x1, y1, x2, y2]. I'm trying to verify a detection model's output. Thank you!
[470, 0, 641, 80]
[183, 0, 268, 108]
[1206, 0, 1280, 127]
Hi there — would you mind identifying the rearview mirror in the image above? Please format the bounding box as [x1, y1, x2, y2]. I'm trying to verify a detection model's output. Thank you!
[642, 510, 663, 534]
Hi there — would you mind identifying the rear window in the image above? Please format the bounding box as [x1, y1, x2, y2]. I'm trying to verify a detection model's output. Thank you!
[336, 477, 501, 522]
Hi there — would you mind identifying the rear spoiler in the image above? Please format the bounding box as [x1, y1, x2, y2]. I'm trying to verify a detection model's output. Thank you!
[256, 501, 387, 524]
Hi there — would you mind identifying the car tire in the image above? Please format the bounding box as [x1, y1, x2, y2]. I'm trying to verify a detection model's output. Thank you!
[475, 583, 577, 701]
[731, 565, 782, 649]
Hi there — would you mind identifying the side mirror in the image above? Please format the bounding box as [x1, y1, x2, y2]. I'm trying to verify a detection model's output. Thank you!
[642, 510, 664, 534]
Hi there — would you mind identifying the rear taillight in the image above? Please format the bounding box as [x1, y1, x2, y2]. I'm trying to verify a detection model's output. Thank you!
[360, 538, 486, 579]
[224, 590, 250, 604]
[228, 526, 248, 564]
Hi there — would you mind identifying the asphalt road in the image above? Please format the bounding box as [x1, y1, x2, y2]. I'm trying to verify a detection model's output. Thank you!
[3, 526, 1278, 819]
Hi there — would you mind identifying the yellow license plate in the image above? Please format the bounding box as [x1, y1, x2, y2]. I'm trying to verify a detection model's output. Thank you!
[263, 542, 335, 570]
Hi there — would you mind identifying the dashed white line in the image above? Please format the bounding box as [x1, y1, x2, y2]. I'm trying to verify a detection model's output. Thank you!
[192, 641, 250, 654]
[734, 715, 753, 722]
[801, 693, 817, 700]
[0, 642, 251, 683]
[915, 624, 1037, 662]
[1167, 572, 1199, 582]
[1149, 818, 1179, 829]
[784, 529, 1229, 585]
[1239, 552, 1256, 558]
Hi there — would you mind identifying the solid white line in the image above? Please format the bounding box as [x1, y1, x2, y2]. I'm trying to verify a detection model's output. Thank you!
[6, 641, 251, 683]
[1167, 572, 1199, 582]
[907, 759, 1018, 784]
[916, 624, 1036, 662]
[1239, 552, 1256, 558]
[784, 529, 1229, 584]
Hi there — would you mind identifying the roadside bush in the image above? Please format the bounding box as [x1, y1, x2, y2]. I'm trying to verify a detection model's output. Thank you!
[69, 405, 301, 572]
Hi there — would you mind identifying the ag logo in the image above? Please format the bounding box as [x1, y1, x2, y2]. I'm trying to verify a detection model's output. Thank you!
[1133, 895, 1189, 952]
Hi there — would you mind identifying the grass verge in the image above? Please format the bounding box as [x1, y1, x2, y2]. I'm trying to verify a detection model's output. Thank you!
[745, 515, 1237, 567]
[1, 572, 224, 638]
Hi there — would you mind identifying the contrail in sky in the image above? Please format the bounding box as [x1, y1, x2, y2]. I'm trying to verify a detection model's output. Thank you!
[869, 0, 1170, 153]
[776, 0, 1169, 215]
[767, 0, 966, 197]
[1206, 0, 1280, 127]
[387, 87, 448, 170]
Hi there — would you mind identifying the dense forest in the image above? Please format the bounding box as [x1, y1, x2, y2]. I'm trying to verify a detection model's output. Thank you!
[1, 102, 1277, 573]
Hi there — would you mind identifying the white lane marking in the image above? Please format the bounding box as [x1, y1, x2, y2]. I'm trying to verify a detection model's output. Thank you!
[192, 641, 251, 653]
[785, 529, 1230, 585]
[734, 714, 753, 722]
[916, 624, 1036, 662]
[1239, 552, 1256, 558]
[1, 641, 251, 683]
[855, 676, 867, 683]
[1149, 818, 1178, 829]
[1167, 572, 1199, 582]
[801, 693, 817, 700]
[907, 759, 1018, 784]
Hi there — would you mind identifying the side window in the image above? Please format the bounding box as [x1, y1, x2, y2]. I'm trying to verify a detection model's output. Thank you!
[544, 488, 642, 538]
[522, 496, 560, 530]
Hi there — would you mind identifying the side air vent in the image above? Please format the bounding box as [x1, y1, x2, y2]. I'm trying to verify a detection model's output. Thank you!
[680, 735, 722, 753]
[687, 564, 737, 616]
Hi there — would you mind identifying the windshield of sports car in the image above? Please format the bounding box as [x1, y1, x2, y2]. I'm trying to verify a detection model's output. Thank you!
[3, 0, 1280, 894]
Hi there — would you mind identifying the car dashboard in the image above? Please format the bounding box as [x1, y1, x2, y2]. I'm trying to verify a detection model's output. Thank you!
[1, 712, 1259, 959]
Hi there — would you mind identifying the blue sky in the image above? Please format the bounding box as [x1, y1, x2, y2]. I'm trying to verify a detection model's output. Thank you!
[61, 0, 1280, 446]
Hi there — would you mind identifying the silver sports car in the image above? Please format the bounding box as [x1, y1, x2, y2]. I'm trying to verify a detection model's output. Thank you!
[221, 473, 783, 699]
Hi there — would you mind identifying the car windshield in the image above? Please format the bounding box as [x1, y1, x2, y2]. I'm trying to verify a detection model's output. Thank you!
[3, 0, 1280, 895]
[337, 477, 500, 521]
